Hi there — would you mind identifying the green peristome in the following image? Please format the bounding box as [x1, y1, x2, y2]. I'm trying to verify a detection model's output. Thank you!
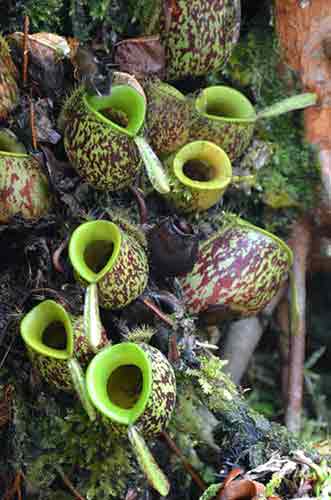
[69, 220, 149, 310]
[61, 85, 146, 191]
[189, 86, 255, 162]
[86, 342, 176, 437]
[190, 86, 318, 162]
[0, 35, 19, 119]
[144, 80, 191, 155]
[128, 425, 170, 497]
[164, 140, 232, 213]
[141, 0, 240, 80]
[0, 151, 51, 222]
[179, 215, 293, 320]
[20, 300, 108, 391]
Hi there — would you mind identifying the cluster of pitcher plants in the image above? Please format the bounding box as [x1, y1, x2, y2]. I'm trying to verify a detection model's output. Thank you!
[0, 1, 319, 497]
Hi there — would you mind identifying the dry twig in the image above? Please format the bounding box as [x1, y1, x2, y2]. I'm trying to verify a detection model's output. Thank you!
[22, 16, 30, 86]
[161, 430, 206, 492]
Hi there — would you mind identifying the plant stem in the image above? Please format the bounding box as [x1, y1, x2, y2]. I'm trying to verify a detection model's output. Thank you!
[129, 186, 148, 225]
[161, 430, 207, 492]
[23, 16, 29, 86]
[285, 217, 312, 433]
[55, 465, 86, 500]
[52, 238, 68, 274]
[29, 95, 38, 150]
[139, 297, 174, 327]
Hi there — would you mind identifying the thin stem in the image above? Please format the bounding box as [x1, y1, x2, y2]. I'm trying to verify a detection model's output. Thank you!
[55, 465, 86, 500]
[129, 186, 148, 225]
[285, 217, 312, 433]
[52, 238, 68, 274]
[23, 16, 29, 86]
[168, 333, 180, 362]
[139, 297, 174, 327]
[4, 471, 22, 500]
[161, 430, 207, 492]
[29, 95, 37, 150]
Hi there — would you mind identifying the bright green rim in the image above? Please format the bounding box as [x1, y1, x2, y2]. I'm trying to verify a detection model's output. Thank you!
[173, 140, 232, 190]
[83, 85, 146, 138]
[86, 342, 152, 426]
[68, 220, 122, 284]
[20, 300, 74, 359]
[195, 86, 256, 124]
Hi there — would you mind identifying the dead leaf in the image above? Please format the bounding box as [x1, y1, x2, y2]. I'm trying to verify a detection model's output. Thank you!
[114, 35, 166, 79]
[218, 479, 265, 500]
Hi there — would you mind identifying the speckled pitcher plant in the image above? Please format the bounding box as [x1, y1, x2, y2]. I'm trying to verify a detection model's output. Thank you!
[69, 219, 149, 309]
[164, 140, 255, 213]
[140, 0, 241, 80]
[20, 300, 108, 420]
[144, 80, 191, 156]
[60, 84, 170, 194]
[86, 341, 177, 496]
[189, 86, 317, 161]
[179, 215, 293, 324]
[0, 35, 19, 119]
[0, 129, 51, 222]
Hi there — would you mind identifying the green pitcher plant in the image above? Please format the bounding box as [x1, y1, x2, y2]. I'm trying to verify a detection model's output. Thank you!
[144, 80, 191, 156]
[0, 35, 19, 120]
[164, 140, 255, 213]
[20, 299, 109, 420]
[189, 86, 317, 161]
[69, 219, 149, 310]
[59, 84, 170, 194]
[139, 0, 240, 81]
[86, 341, 177, 496]
[0, 129, 51, 222]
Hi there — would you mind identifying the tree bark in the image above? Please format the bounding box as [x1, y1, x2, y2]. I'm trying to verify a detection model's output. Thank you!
[275, 0, 331, 203]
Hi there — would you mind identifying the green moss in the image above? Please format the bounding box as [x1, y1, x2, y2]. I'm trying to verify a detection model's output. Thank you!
[8, 386, 138, 499]
[22, 0, 65, 32]
[184, 354, 237, 413]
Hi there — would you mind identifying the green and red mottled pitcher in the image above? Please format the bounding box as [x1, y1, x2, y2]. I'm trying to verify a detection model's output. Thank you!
[179, 215, 293, 324]
[86, 341, 176, 496]
[69, 220, 149, 310]
[144, 80, 191, 156]
[0, 36, 19, 119]
[138, 0, 240, 80]
[0, 130, 51, 222]
[20, 300, 108, 392]
[189, 86, 317, 161]
[60, 84, 170, 194]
